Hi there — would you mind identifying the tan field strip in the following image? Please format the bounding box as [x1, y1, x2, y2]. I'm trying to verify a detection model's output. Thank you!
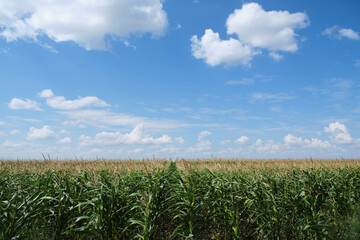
[1, 158, 360, 173]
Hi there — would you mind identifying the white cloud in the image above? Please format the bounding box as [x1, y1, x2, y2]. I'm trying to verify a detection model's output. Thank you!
[0, 0, 168, 50]
[235, 136, 249, 145]
[128, 148, 144, 154]
[174, 137, 185, 144]
[322, 25, 360, 40]
[303, 78, 354, 100]
[226, 78, 255, 86]
[191, 3, 309, 67]
[226, 3, 309, 52]
[0, 48, 8, 54]
[10, 130, 21, 135]
[194, 139, 211, 151]
[188, 131, 212, 153]
[284, 134, 303, 146]
[8, 98, 41, 111]
[38, 89, 109, 110]
[283, 133, 332, 149]
[255, 139, 263, 146]
[220, 140, 232, 145]
[257, 143, 280, 153]
[38, 89, 54, 98]
[198, 130, 211, 141]
[191, 29, 259, 67]
[0, 121, 4, 125]
[304, 138, 331, 148]
[339, 29, 360, 40]
[27, 125, 56, 140]
[355, 60, 360, 68]
[61, 109, 186, 130]
[2, 140, 32, 148]
[62, 120, 87, 129]
[47, 96, 109, 110]
[90, 148, 102, 153]
[325, 122, 353, 144]
[250, 92, 296, 103]
[59, 129, 70, 135]
[58, 137, 72, 144]
[254, 139, 280, 153]
[80, 125, 172, 146]
[269, 52, 283, 61]
[0, 132, 6, 136]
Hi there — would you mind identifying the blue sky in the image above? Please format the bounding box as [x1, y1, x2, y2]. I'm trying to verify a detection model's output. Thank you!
[0, 0, 359, 159]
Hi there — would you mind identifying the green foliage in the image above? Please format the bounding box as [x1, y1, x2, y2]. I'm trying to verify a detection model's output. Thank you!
[1, 165, 360, 239]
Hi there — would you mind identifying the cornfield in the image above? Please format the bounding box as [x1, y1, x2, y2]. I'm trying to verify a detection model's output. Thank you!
[1, 159, 360, 239]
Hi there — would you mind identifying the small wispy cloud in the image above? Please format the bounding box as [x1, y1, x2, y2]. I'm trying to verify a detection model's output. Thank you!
[10, 130, 21, 135]
[60, 109, 187, 130]
[0, 48, 8, 54]
[58, 137, 72, 144]
[226, 78, 255, 86]
[322, 25, 360, 40]
[249, 92, 296, 103]
[303, 78, 354, 100]
[269, 52, 283, 61]
[355, 59, 360, 68]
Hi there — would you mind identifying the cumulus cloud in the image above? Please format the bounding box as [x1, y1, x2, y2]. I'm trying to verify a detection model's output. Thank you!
[191, 29, 259, 66]
[38, 89, 54, 98]
[283, 134, 303, 145]
[304, 138, 331, 148]
[191, 2, 309, 67]
[325, 122, 353, 144]
[254, 139, 280, 153]
[322, 25, 360, 40]
[235, 136, 249, 145]
[0, 0, 168, 50]
[8, 98, 41, 111]
[80, 125, 172, 146]
[188, 131, 212, 152]
[38, 89, 109, 110]
[226, 3, 309, 51]
[27, 125, 56, 140]
[283, 133, 331, 149]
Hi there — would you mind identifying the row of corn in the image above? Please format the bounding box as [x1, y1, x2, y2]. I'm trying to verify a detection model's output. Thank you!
[1, 162, 360, 239]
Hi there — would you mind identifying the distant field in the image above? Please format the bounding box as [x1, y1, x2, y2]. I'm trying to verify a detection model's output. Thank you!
[1, 158, 360, 173]
[1, 159, 360, 239]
